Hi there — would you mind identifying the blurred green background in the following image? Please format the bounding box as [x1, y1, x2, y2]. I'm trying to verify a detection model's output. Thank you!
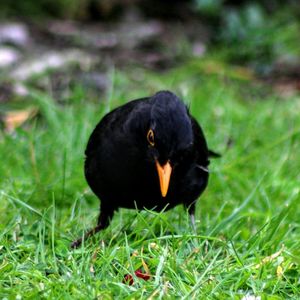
[0, 0, 299, 68]
[0, 0, 299, 107]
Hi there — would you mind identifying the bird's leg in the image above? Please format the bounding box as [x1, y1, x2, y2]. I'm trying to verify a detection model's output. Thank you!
[190, 213, 196, 232]
[71, 207, 114, 249]
[185, 202, 196, 232]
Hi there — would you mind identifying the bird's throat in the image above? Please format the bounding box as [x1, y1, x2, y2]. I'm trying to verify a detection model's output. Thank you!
[155, 160, 172, 197]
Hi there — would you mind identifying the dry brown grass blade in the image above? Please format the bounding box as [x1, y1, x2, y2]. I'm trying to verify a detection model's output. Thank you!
[2, 107, 38, 132]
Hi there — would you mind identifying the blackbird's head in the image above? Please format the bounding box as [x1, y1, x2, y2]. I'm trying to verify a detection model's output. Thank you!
[146, 91, 193, 197]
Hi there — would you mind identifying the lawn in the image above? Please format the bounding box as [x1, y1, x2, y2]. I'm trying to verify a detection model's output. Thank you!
[0, 60, 299, 299]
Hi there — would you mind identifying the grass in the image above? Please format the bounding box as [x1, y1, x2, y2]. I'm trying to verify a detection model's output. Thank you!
[0, 61, 300, 299]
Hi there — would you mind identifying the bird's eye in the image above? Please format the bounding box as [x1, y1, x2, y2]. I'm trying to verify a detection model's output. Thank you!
[147, 129, 155, 146]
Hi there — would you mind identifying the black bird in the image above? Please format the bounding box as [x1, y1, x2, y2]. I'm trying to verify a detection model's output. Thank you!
[71, 91, 218, 248]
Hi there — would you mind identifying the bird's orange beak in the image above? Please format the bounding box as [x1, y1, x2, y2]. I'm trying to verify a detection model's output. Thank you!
[155, 160, 172, 197]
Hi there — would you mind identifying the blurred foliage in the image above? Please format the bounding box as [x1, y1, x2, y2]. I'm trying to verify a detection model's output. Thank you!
[0, 0, 298, 21]
[0, 0, 299, 70]
[195, 0, 223, 16]
[221, 5, 300, 72]
[195, 0, 300, 71]
[0, 0, 90, 19]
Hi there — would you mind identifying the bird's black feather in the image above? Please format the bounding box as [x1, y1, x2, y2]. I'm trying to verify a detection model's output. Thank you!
[71, 91, 217, 248]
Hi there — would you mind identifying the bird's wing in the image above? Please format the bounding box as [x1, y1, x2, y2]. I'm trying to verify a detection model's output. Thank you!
[85, 97, 150, 157]
[190, 116, 221, 161]
[190, 116, 210, 167]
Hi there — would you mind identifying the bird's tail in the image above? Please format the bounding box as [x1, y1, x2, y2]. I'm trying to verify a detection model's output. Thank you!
[208, 150, 221, 158]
